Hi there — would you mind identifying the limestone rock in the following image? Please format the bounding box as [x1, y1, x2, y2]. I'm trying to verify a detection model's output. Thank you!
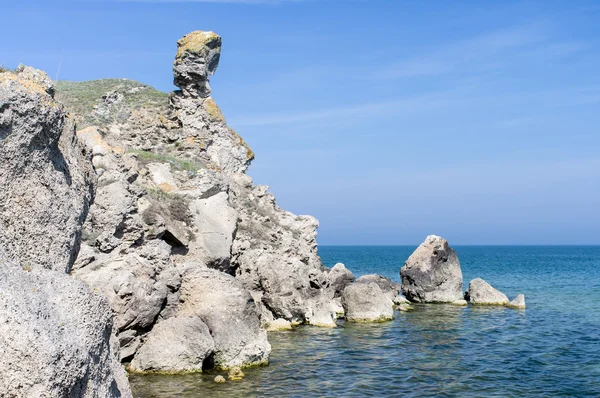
[0, 67, 94, 272]
[507, 294, 526, 309]
[214, 375, 226, 384]
[129, 316, 215, 373]
[465, 278, 509, 306]
[327, 263, 355, 296]
[173, 30, 221, 99]
[341, 282, 394, 323]
[190, 192, 238, 273]
[0, 264, 131, 398]
[451, 299, 469, 306]
[266, 318, 293, 331]
[400, 235, 463, 303]
[356, 274, 400, 301]
[227, 367, 245, 381]
[178, 266, 271, 369]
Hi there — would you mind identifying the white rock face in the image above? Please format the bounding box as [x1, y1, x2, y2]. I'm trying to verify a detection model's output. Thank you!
[129, 316, 215, 373]
[0, 66, 94, 272]
[190, 192, 238, 273]
[465, 278, 509, 305]
[400, 235, 463, 303]
[342, 282, 394, 323]
[0, 67, 130, 397]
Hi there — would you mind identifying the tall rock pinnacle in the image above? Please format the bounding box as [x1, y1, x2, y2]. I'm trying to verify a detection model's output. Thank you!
[173, 31, 222, 98]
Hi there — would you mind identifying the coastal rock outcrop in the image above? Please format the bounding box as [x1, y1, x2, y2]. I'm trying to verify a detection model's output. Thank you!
[0, 68, 131, 397]
[465, 278, 509, 305]
[342, 282, 394, 322]
[58, 30, 337, 369]
[400, 235, 463, 303]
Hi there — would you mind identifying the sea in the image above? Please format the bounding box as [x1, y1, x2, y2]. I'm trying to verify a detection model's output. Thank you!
[130, 245, 600, 397]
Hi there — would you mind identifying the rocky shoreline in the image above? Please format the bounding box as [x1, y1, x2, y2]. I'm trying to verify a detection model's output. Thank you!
[0, 31, 524, 396]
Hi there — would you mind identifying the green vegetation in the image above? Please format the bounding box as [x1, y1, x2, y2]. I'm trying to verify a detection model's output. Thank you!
[130, 149, 204, 174]
[54, 79, 170, 128]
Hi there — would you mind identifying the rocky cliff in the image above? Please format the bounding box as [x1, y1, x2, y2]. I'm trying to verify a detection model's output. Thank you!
[0, 66, 131, 397]
[54, 31, 345, 372]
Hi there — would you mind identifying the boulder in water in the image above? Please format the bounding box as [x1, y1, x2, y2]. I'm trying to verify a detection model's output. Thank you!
[342, 282, 394, 322]
[400, 235, 463, 303]
[507, 294, 526, 309]
[465, 278, 509, 305]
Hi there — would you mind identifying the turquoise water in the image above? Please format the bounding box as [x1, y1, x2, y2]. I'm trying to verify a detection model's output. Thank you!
[130, 246, 600, 397]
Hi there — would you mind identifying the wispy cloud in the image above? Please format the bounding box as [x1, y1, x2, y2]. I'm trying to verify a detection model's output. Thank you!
[229, 88, 470, 127]
[374, 24, 552, 79]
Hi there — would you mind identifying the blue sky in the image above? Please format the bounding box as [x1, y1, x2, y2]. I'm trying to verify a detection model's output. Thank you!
[3, 0, 600, 245]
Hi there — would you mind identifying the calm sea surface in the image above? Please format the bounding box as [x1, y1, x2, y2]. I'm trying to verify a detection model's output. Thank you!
[130, 246, 600, 397]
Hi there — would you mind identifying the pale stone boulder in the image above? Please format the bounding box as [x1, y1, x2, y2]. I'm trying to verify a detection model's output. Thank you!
[327, 263, 355, 296]
[178, 266, 271, 369]
[507, 294, 526, 309]
[465, 278, 509, 305]
[129, 316, 215, 373]
[342, 282, 394, 323]
[356, 274, 400, 301]
[400, 235, 463, 303]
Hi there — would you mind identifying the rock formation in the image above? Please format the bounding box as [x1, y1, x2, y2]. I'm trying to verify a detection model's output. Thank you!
[0, 65, 94, 272]
[342, 282, 394, 322]
[54, 30, 337, 372]
[400, 235, 463, 303]
[0, 67, 131, 397]
[507, 294, 526, 309]
[465, 278, 509, 305]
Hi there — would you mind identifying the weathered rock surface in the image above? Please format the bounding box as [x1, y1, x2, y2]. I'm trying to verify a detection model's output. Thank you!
[507, 294, 526, 309]
[327, 263, 355, 296]
[0, 67, 130, 397]
[0, 264, 131, 397]
[129, 316, 215, 373]
[0, 66, 94, 272]
[57, 30, 338, 369]
[177, 266, 271, 369]
[400, 235, 463, 303]
[342, 282, 394, 323]
[465, 278, 509, 305]
[356, 274, 400, 300]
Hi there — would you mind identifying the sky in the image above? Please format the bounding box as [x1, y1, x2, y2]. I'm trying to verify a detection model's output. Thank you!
[2, 0, 600, 245]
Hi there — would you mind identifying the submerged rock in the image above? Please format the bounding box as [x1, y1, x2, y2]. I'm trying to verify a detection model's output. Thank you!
[400, 235, 463, 303]
[129, 316, 214, 374]
[227, 367, 245, 381]
[465, 278, 509, 305]
[507, 294, 526, 309]
[214, 375, 226, 384]
[342, 282, 394, 322]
